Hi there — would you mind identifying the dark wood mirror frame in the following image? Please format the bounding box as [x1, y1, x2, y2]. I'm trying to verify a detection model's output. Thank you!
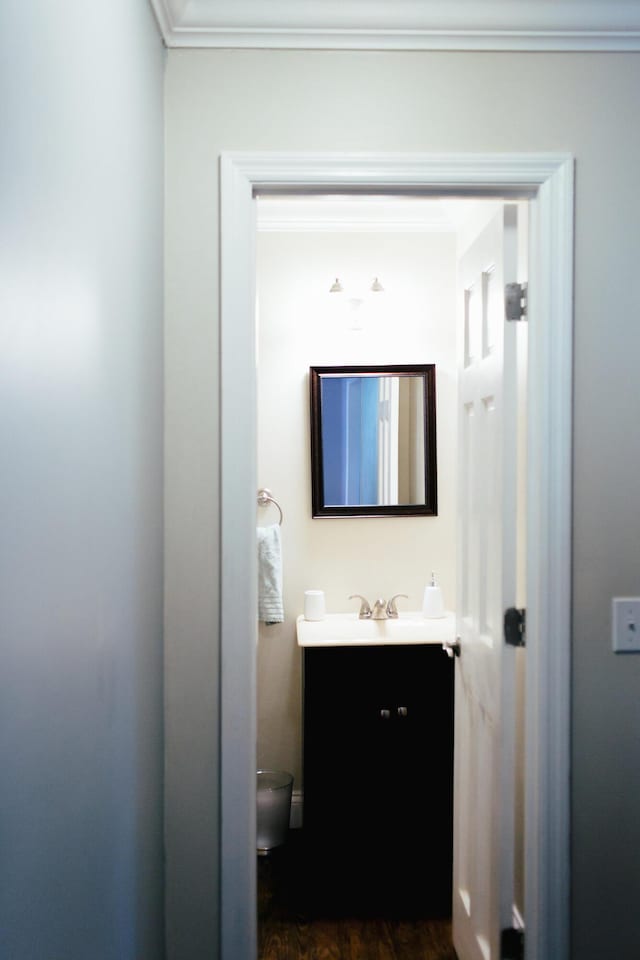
[309, 364, 437, 518]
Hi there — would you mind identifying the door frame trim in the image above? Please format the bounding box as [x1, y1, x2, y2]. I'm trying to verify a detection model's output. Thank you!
[219, 152, 573, 960]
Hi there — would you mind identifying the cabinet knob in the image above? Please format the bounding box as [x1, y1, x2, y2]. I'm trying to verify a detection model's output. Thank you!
[379, 709, 391, 720]
[397, 706, 408, 718]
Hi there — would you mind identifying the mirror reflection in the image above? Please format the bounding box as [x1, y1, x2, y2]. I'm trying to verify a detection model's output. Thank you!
[310, 365, 437, 518]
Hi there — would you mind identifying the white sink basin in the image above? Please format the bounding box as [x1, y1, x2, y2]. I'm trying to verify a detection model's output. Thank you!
[296, 611, 455, 647]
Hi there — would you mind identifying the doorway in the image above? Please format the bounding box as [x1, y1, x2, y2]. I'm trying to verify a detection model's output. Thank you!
[254, 199, 464, 956]
[219, 153, 573, 960]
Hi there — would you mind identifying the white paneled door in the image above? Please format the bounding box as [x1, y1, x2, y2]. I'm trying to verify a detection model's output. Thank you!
[453, 206, 523, 960]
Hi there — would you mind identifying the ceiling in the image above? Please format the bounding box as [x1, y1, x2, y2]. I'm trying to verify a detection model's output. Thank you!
[149, 0, 640, 50]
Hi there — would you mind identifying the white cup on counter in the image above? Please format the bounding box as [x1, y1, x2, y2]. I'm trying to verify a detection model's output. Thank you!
[304, 590, 326, 621]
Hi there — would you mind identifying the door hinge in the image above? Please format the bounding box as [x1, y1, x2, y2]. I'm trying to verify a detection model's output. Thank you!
[504, 607, 526, 647]
[500, 927, 524, 960]
[501, 926, 524, 960]
[505, 281, 528, 321]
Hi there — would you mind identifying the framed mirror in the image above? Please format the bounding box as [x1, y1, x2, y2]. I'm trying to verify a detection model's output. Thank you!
[309, 364, 437, 518]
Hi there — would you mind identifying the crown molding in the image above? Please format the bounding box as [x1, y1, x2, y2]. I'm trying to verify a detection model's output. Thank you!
[150, 0, 640, 51]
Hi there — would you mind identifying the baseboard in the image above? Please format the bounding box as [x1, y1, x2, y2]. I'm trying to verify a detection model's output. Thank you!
[289, 790, 303, 829]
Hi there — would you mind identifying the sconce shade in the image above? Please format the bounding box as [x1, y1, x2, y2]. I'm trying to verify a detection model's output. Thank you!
[329, 276, 384, 293]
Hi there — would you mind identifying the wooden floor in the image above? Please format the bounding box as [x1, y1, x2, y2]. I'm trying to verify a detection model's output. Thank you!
[258, 831, 458, 960]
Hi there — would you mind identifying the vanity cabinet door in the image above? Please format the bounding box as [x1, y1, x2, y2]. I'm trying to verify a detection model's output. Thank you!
[302, 644, 454, 912]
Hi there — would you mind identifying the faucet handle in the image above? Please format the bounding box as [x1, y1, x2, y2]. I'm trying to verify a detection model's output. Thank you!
[386, 594, 408, 619]
[349, 594, 372, 619]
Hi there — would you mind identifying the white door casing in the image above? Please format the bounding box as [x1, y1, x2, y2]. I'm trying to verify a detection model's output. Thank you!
[219, 153, 573, 960]
[453, 206, 522, 960]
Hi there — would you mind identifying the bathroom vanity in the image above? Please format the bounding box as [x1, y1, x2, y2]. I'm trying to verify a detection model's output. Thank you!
[297, 613, 455, 915]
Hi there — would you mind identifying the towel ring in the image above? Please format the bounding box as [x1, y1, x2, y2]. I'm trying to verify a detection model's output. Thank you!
[257, 488, 283, 525]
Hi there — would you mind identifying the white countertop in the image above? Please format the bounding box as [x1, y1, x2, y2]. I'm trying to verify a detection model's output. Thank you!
[296, 611, 456, 647]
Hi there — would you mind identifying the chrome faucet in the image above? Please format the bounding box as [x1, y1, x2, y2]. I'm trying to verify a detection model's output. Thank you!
[349, 594, 372, 619]
[350, 593, 408, 620]
[371, 598, 388, 620]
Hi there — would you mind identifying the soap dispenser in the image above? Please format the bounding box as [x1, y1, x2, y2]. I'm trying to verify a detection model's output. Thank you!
[422, 572, 445, 619]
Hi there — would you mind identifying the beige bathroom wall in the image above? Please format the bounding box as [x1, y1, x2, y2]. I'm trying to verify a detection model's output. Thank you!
[255, 228, 458, 787]
[165, 49, 640, 960]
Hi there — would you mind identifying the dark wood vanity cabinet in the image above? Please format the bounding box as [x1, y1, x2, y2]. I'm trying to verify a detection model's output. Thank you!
[302, 643, 454, 915]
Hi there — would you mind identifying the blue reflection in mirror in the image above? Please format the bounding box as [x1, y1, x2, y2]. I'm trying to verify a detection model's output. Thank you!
[321, 376, 379, 506]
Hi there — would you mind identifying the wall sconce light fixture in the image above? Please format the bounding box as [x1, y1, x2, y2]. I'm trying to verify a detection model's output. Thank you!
[329, 277, 384, 295]
[329, 277, 384, 330]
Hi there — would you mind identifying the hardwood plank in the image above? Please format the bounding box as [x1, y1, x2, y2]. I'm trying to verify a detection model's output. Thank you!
[258, 832, 458, 960]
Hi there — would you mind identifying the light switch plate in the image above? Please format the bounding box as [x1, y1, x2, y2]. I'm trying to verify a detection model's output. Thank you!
[612, 598, 640, 653]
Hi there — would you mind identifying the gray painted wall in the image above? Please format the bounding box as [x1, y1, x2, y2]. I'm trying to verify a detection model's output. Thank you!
[0, 2, 165, 958]
[164, 50, 640, 959]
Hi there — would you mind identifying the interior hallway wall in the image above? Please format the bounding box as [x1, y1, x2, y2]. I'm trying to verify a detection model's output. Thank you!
[256, 228, 457, 790]
[164, 49, 640, 960]
[0, 2, 165, 958]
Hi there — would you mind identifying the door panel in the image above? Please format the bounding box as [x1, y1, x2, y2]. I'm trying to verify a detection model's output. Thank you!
[453, 206, 522, 960]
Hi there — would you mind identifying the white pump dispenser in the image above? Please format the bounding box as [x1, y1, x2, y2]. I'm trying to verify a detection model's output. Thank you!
[422, 571, 445, 619]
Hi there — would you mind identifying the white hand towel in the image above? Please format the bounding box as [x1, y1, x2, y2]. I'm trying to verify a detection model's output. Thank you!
[257, 524, 284, 624]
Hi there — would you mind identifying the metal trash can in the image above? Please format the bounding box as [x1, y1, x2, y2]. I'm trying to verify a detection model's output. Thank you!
[257, 769, 293, 855]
